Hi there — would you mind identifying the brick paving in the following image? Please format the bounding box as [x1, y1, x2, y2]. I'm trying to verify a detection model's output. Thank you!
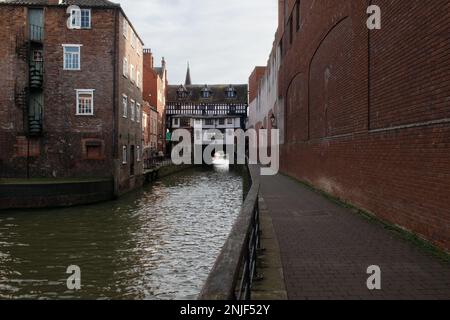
[260, 174, 450, 300]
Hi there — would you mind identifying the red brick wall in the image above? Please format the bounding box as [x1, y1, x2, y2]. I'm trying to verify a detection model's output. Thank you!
[279, 0, 450, 250]
[249, 66, 266, 103]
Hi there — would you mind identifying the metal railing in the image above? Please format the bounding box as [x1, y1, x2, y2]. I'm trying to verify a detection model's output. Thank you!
[198, 163, 261, 300]
[29, 24, 44, 42]
[144, 156, 172, 170]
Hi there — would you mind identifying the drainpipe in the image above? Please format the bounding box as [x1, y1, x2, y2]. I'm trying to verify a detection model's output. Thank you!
[112, 9, 119, 197]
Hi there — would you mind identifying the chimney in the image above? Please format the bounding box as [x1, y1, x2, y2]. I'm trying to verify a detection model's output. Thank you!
[161, 57, 166, 70]
[143, 48, 153, 69]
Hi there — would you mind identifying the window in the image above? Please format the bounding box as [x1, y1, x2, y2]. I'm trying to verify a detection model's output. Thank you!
[130, 64, 135, 83]
[227, 118, 233, 125]
[80, 9, 91, 29]
[136, 103, 141, 123]
[123, 57, 128, 77]
[84, 140, 103, 160]
[177, 86, 189, 99]
[137, 146, 141, 162]
[76, 89, 94, 115]
[205, 119, 214, 126]
[69, 8, 81, 29]
[130, 100, 135, 121]
[180, 118, 190, 127]
[122, 145, 127, 164]
[63, 45, 81, 70]
[137, 43, 142, 56]
[136, 70, 141, 88]
[225, 86, 237, 98]
[123, 19, 128, 38]
[201, 86, 211, 98]
[122, 95, 128, 118]
[219, 119, 225, 125]
[174, 118, 179, 126]
[143, 113, 147, 128]
[131, 32, 136, 48]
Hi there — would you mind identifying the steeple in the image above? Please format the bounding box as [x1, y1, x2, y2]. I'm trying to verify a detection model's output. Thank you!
[185, 62, 192, 86]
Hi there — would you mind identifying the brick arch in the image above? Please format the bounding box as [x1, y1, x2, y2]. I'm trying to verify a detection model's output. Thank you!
[309, 17, 354, 139]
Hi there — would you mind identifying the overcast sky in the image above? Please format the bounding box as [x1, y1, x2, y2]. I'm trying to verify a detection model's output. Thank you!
[118, 0, 278, 85]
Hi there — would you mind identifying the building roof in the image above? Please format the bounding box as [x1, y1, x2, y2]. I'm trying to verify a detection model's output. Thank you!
[167, 84, 248, 105]
[0, 0, 119, 6]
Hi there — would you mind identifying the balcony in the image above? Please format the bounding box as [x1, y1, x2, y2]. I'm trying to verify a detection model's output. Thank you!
[29, 24, 44, 43]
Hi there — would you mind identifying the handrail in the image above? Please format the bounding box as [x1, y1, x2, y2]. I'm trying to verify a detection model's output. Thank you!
[198, 163, 261, 300]
[29, 24, 44, 42]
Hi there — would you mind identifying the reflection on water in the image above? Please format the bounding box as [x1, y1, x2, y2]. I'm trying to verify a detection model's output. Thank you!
[0, 166, 244, 300]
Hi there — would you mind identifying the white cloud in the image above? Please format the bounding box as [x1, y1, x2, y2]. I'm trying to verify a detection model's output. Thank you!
[117, 0, 278, 84]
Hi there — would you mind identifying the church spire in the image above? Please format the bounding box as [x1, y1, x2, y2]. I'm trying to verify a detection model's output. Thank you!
[185, 62, 192, 86]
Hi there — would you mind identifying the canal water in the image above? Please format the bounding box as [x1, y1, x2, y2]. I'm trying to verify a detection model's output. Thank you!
[0, 165, 245, 300]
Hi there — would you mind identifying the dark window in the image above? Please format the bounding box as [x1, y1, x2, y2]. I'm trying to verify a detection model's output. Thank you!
[85, 140, 103, 160]
[226, 86, 237, 98]
[219, 119, 225, 125]
[86, 145, 101, 159]
[180, 118, 190, 127]
[201, 86, 212, 98]
[205, 119, 214, 126]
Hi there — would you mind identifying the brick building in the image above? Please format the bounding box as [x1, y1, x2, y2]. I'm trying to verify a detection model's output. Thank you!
[0, 0, 144, 195]
[250, 0, 450, 251]
[143, 49, 168, 155]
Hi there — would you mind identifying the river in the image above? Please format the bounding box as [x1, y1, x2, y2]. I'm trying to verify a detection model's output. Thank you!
[0, 165, 244, 300]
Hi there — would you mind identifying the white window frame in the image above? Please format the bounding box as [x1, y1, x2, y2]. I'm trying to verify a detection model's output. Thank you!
[130, 99, 136, 121]
[122, 145, 127, 164]
[131, 32, 136, 48]
[80, 9, 91, 29]
[122, 94, 128, 118]
[136, 103, 141, 123]
[123, 19, 128, 38]
[123, 57, 128, 78]
[130, 64, 135, 83]
[69, 8, 81, 29]
[76, 89, 95, 116]
[136, 70, 141, 88]
[63, 44, 82, 71]
[227, 118, 233, 125]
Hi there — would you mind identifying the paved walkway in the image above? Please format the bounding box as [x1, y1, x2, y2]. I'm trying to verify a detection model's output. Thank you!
[260, 174, 450, 300]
